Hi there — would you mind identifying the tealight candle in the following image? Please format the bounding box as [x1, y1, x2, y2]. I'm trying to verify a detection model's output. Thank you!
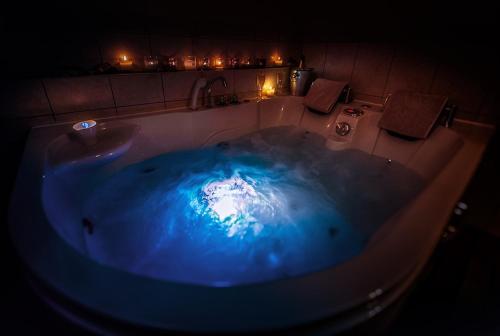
[242, 57, 251, 66]
[274, 56, 283, 66]
[263, 84, 275, 96]
[118, 55, 133, 67]
[214, 57, 224, 69]
[183, 56, 196, 70]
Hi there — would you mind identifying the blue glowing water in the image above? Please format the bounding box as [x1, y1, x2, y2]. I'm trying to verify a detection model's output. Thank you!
[76, 126, 422, 286]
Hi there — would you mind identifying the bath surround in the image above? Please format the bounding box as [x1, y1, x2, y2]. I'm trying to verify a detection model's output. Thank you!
[9, 96, 493, 334]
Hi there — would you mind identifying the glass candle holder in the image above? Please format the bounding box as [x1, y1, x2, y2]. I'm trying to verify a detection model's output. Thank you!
[242, 57, 252, 67]
[272, 55, 283, 66]
[144, 56, 159, 69]
[183, 56, 196, 70]
[256, 72, 266, 100]
[229, 57, 240, 68]
[200, 57, 210, 69]
[167, 56, 177, 69]
[214, 57, 224, 69]
[118, 54, 133, 68]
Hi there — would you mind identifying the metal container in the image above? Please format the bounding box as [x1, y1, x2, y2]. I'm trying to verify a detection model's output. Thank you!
[290, 68, 314, 96]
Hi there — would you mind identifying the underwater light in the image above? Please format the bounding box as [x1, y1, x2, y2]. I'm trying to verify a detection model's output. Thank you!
[203, 177, 257, 222]
[190, 176, 276, 237]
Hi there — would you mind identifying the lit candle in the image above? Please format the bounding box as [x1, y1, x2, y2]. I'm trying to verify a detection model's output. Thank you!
[263, 84, 275, 96]
[243, 57, 251, 66]
[214, 57, 224, 69]
[200, 57, 210, 69]
[271, 55, 283, 66]
[183, 56, 196, 70]
[118, 54, 133, 67]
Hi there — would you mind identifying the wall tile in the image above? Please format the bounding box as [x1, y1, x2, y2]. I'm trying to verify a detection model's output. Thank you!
[45, 76, 115, 114]
[110, 73, 164, 107]
[384, 45, 437, 95]
[478, 89, 500, 124]
[0, 79, 52, 118]
[54, 33, 102, 70]
[163, 71, 201, 101]
[430, 49, 488, 119]
[150, 34, 192, 58]
[252, 41, 274, 59]
[351, 43, 395, 97]
[193, 38, 228, 59]
[323, 43, 358, 82]
[302, 43, 327, 77]
[234, 69, 260, 93]
[225, 39, 256, 59]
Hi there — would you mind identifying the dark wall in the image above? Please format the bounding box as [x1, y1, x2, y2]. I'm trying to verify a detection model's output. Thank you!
[303, 42, 499, 124]
[1, 1, 499, 147]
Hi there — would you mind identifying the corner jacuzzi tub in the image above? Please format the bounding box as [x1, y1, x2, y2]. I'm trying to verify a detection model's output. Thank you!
[8, 97, 488, 334]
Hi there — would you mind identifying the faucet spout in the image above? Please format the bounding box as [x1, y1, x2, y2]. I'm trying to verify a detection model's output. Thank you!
[190, 76, 229, 110]
[205, 76, 228, 108]
[208, 76, 228, 88]
[190, 78, 208, 110]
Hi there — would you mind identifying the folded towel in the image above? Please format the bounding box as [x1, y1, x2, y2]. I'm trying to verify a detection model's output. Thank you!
[304, 79, 348, 114]
[378, 91, 448, 139]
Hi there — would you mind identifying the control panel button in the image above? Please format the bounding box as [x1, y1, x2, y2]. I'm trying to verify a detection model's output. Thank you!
[336, 122, 351, 136]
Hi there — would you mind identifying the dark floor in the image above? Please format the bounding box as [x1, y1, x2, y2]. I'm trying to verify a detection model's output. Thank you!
[1, 129, 499, 335]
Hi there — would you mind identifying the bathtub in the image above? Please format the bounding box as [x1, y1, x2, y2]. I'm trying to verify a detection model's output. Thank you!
[8, 97, 491, 334]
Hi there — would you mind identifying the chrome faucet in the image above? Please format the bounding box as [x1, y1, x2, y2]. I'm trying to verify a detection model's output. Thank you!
[205, 76, 228, 108]
[190, 76, 228, 110]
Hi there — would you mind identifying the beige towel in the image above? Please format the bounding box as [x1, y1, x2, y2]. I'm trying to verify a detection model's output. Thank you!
[378, 91, 448, 139]
[304, 79, 348, 114]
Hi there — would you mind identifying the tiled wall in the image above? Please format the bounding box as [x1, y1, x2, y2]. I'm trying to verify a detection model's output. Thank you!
[3, 30, 299, 78]
[0, 67, 289, 143]
[303, 42, 499, 124]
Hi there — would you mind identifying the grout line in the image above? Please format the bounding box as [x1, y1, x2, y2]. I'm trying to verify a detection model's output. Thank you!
[428, 57, 440, 94]
[159, 72, 167, 108]
[106, 75, 119, 116]
[381, 45, 396, 97]
[320, 43, 328, 77]
[96, 37, 104, 65]
[349, 43, 360, 83]
[40, 79, 56, 122]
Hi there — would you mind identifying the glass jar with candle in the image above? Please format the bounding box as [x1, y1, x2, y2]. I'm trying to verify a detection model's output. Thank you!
[229, 57, 240, 68]
[200, 57, 210, 70]
[213, 56, 224, 69]
[183, 56, 196, 70]
[144, 56, 159, 70]
[118, 55, 133, 69]
[274, 55, 283, 66]
[167, 56, 178, 70]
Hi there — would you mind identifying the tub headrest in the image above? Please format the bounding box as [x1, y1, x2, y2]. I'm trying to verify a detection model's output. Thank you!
[378, 91, 448, 139]
[303, 78, 348, 114]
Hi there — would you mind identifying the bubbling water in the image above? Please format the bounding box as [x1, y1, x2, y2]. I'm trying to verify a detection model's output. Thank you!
[71, 126, 423, 286]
